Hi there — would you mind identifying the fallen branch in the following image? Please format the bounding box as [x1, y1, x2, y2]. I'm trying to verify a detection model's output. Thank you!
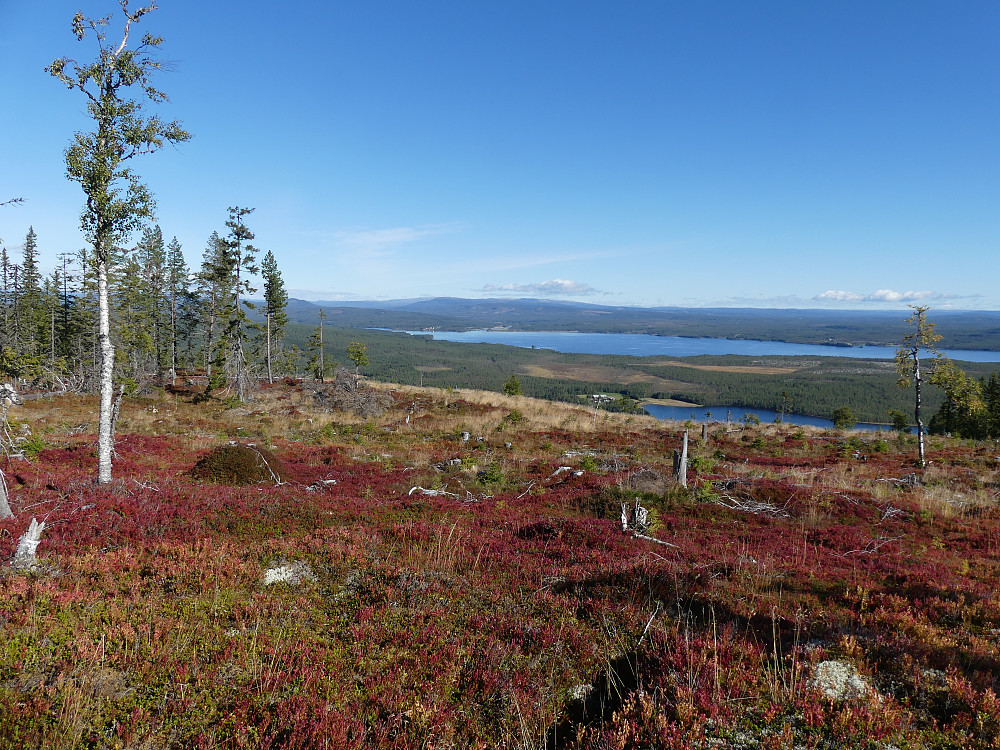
[408, 485, 491, 503]
[835, 535, 904, 557]
[246, 443, 285, 486]
[621, 497, 679, 548]
[631, 531, 678, 548]
[875, 473, 921, 488]
[409, 486, 461, 499]
[713, 494, 792, 518]
[305, 478, 338, 492]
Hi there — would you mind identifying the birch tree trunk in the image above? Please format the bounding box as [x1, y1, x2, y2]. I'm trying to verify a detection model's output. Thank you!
[0, 470, 12, 520]
[97, 255, 116, 484]
[914, 356, 926, 469]
[679, 430, 688, 488]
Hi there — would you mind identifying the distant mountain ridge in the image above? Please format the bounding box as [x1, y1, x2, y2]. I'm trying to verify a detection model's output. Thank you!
[267, 297, 1000, 350]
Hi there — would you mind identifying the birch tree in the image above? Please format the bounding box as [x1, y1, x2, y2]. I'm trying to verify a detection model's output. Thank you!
[48, 1, 190, 483]
[895, 305, 942, 469]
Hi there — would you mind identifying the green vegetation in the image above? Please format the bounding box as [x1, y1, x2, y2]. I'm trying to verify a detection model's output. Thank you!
[832, 406, 856, 429]
[279, 325, 1000, 424]
[346, 340, 369, 374]
[502, 373, 522, 395]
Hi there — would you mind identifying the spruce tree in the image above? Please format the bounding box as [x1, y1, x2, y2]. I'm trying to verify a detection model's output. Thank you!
[220, 207, 260, 401]
[196, 231, 232, 392]
[260, 249, 288, 383]
[165, 236, 193, 382]
[56, 251, 77, 360]
[308, 310, 327, 383]
[0, 248, 17, 350]
[19, 227, 45, 356]
[113, 248, 155, 388]
[135, 225, 169, 381]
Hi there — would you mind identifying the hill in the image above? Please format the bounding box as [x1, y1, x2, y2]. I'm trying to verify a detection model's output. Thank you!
[2, 381, 999, 748]
[275, 297, 1000, 350]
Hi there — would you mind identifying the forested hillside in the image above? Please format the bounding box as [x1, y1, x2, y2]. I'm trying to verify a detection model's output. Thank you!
[3, 224, 999, 427]
[281, 297, 1000, 350]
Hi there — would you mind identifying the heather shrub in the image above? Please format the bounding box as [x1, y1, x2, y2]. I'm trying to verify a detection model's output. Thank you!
[189, 442, 286, 485]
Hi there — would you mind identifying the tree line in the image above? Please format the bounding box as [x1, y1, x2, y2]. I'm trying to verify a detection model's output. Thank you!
[0, 215, 293, 396]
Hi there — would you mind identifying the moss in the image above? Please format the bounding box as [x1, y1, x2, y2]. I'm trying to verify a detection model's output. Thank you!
[188, 443, 286, 485]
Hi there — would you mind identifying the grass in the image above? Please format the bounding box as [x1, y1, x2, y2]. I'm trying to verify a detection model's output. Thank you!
[1, 379, 999, 748]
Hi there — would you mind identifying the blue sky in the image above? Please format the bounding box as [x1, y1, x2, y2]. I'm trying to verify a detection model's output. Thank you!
[2, 1, 999, 309]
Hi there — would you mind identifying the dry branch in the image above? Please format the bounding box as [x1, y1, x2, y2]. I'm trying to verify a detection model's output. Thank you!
[713, 494, 792, 518]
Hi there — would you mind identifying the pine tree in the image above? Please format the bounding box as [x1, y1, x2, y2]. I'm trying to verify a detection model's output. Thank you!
[41, 272, 62, 366]
[70, 248, 100, 390]
[260, 249, 288, 383]
[347, 341, 369, 378]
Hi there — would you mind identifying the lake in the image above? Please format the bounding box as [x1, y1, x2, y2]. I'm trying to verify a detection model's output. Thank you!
[402, 329, 991, 430]
[642, 403, 896, 432]
[403, 329, 1000, 362]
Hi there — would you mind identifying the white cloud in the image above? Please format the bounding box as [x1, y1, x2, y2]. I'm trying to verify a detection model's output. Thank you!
[815, 289, 942, 304]
[480, 279, 604, 296]
[318, 222, 466, 257]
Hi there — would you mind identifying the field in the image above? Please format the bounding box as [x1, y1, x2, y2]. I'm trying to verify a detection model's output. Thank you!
[2, 380, 1000, 749]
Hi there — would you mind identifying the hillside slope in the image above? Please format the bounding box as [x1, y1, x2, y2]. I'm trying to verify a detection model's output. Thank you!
[1, 381, 999, 749]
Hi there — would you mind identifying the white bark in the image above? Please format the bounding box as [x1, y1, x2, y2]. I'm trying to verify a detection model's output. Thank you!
[674, 430, 689, 488]
[914, 355, 926, 468]
[12, 518, 45, 570]
[97, 255, 116, 483]
[0, 470, 12, 520]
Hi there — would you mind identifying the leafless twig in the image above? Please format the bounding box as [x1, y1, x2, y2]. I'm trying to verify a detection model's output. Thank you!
[713, 494, 792, 518]
[835, 535, 904, 557]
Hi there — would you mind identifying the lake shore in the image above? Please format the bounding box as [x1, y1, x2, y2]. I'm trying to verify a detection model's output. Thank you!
[641, 396, 701, 407]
